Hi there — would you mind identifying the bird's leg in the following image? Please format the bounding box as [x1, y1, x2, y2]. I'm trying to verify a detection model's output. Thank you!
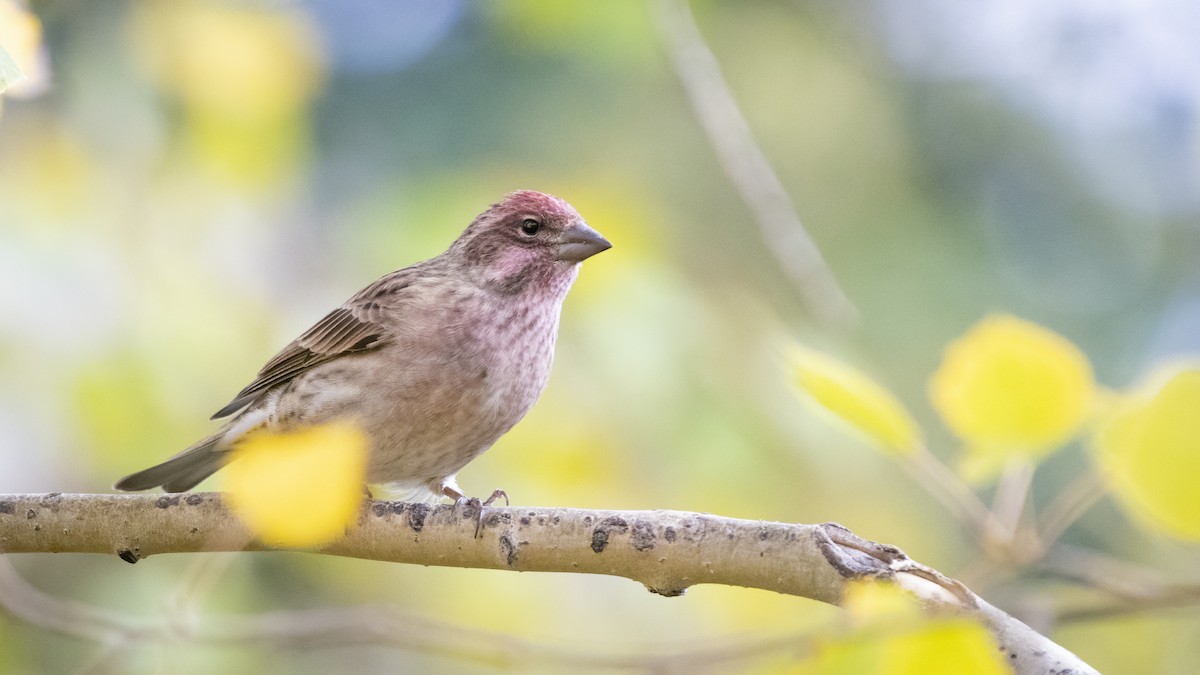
[441, 485, 469, 503]
[442, 485, 483, 536]
[441, 486, 509, 538]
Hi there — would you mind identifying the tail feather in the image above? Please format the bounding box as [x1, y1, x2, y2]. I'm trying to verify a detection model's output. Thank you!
[114, 435, 226, 493]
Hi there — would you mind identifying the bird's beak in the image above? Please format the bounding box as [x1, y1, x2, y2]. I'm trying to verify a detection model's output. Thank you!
[555, 223, 612, 262]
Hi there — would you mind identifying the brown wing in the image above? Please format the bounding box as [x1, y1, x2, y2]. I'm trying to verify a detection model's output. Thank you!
[210, 273, 414, 419]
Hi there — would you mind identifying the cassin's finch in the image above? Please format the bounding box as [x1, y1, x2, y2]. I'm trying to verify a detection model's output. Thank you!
[115, 191, 610, 501]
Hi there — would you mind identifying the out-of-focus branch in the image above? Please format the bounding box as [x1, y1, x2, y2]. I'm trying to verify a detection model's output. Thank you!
[0, 493, 1096, 674]
[652, 0, 858, 329]
[1037, 468, 1108, 548]
[0, 556, 802, 671]
[1037, 545, 1200, 624]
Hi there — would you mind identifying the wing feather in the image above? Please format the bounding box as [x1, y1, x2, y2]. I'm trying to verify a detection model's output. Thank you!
[210, 270, 420, 419]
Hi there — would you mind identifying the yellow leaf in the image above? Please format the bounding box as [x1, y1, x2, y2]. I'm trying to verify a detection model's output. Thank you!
[131, 1, 324, 120]
[789, 345, 921, 455]
[224, 423, 368, 548]
[930, 315, 1094, 469]
[842, 581, 922, 626]
[879, 619, 1011, 675]
[1094, 367, 1200, 541]
[799, 583, 1010, 675]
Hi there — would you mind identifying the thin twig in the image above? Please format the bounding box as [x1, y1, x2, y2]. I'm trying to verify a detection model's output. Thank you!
[1038, 544, 1175, 600]
[1056, 586, 1200, 624]
[1037, 468, 1107, 548]
[992, 459, 1034, 541]
[904, 444, 996, 535]
[0, 554, 807, 671]
[652, 0, 858, 328]
[0, 557, 136, 642]
[1026, 546, 1200, 625]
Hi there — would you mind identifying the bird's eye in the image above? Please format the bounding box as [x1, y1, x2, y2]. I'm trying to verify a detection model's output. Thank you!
[520, 218, 542, 236]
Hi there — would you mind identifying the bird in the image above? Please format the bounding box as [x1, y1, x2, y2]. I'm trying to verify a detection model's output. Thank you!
[114, 190, 611, 504]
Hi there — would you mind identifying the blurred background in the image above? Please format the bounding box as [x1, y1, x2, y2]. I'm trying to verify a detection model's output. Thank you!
[1, 0, 1198, 672]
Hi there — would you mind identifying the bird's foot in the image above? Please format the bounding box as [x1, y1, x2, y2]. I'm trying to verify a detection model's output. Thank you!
[481, 488, 509, 507]
[443, 487, 509, 538]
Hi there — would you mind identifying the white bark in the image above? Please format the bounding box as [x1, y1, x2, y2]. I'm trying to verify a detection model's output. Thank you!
[0, 493, 1096, 674]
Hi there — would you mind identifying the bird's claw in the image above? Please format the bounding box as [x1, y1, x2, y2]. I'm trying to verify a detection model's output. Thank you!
[443, 487, 509, 538]
[481, 488, 509, 507]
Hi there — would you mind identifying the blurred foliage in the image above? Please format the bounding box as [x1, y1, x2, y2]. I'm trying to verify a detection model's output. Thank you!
[788, 343, 921, 455]
[796, 582, 1009, 675]
[1, 0, 1198, 673]
[929, 314, 1096, 481]
[0, 0, 46, 98]
[797, 312, 1200, 562]
[129, 0, 323, 187]
[1095, 367, 1200, 541]
[0, 43, 22, 94]
[226, 423, 368, 548]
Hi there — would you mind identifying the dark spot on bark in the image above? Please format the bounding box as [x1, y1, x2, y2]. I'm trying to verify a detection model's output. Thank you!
[185, 494, 203, 506]
[1010, 653, 1017, 660]
[487, 512, 507, 527]
[372, 502, 388, 517]
[459, 501, 480, 521]
[25, 509, 36, 519]
[33, 524, 41, 531]
[156, 496, 180, 509]
[42, 493, 62, 504]
[500, 534, 518, 566]
[630, 520, 656, 551]
[190, 528, 199, 534]
[758, 527, 770, 541]
[591, 529, 610, 553]
[664, 527, 676, 543]
[520, 516, 531, 526]
[646, 586, 687, 597]
[118, 549, 140, 564]
[591, 516, 629, 553]
[387, 502, 406, 515]
[0, 501, 13, 514]
[537, 517, 545, 526]
[407, 503, 430, 531]
[583, 515, 593, 525]
[552, 516, 560, 525]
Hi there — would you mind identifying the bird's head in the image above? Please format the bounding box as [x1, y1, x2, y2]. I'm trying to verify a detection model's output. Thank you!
[452, 190, 611, 295]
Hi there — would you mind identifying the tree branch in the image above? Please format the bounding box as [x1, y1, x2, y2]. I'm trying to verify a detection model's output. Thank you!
[1, 493, 1096, 674]
[652, 0, 858, 329]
